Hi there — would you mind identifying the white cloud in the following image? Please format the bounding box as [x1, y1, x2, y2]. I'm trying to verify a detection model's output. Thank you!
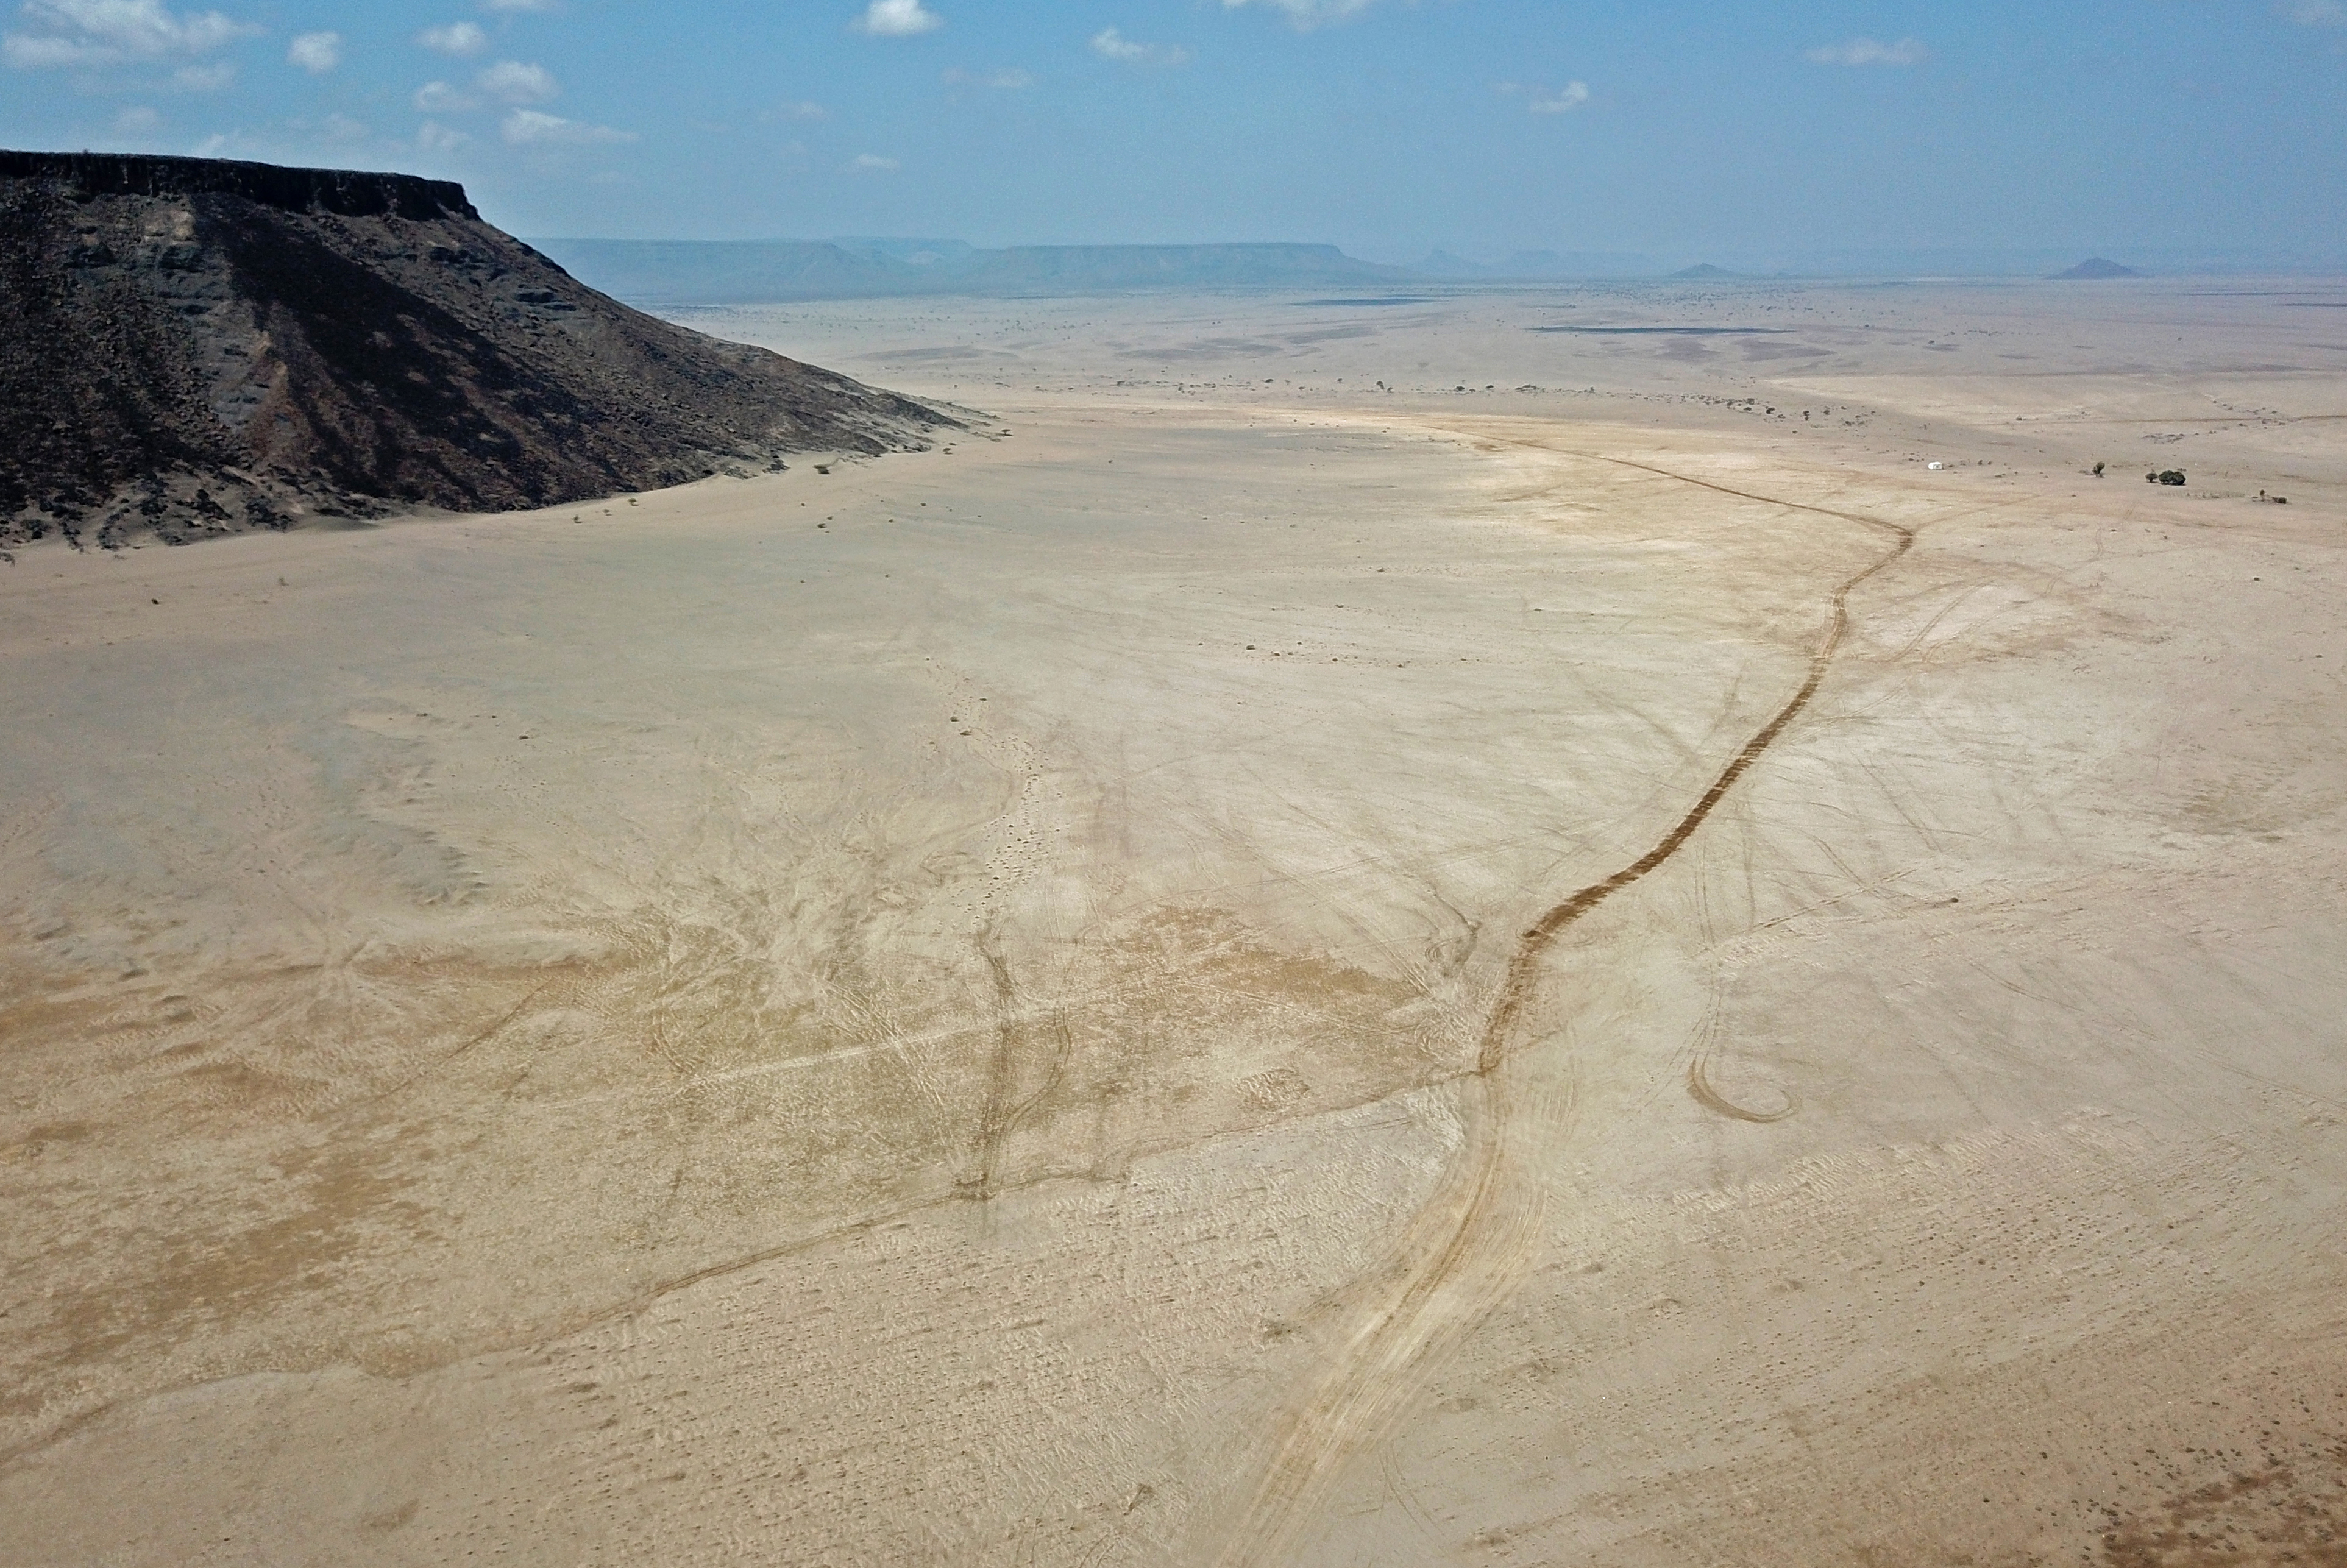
[478, 58, 556, 101]
[1218, 0, 1374, 30]
[2281, 0, 2345, 24]
[1, 34, 74, 65]
[483, 0, 556, 11]
[413, 79, 473, 111]
[766, 99, 826, 119]
[113, 102, 159, 131]
[417, 118, 467, 152]
[307, 110, 366, 141]
[3, 0, 259, 69]
[419, 21, 486, 55]
[287, 30, 339, 72]
[856, 0, 940, 37]
[853, 151, 899, 169]
[942, 64, 1032, 87]
[1806, 37, 1928, 66]
[502, 107, 633, 144]
[1091, 27, 1190, 65]
[1529, 80, 1589, 113]
[171, 58, 230, 88]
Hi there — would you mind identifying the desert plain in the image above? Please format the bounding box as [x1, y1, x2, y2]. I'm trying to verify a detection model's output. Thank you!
[3, 275, 2346, 1565]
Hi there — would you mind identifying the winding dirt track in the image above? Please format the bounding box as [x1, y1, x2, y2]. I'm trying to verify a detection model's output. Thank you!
[1214, 440, 1915, 1566]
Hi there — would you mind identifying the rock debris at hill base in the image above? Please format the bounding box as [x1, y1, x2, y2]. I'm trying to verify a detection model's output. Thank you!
[0, 151, 961, 548]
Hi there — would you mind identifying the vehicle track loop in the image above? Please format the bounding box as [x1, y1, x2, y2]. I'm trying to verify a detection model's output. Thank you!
[1215, 441, 1913, 1566]
[1687, 1053, 1798, 1123]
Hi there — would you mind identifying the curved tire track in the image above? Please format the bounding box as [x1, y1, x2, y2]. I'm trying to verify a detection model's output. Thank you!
[1215, 441, 1914, 1566]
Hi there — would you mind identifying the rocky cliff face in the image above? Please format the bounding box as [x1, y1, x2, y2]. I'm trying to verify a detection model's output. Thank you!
[0, 151, 959, 547]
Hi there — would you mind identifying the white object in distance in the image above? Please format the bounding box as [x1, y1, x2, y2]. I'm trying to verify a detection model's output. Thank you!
[1927, 461, 1944, 470]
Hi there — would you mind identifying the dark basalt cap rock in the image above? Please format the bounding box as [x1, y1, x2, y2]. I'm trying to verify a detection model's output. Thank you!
[1, 148, 959, 549]
[0, 149, 477, 222]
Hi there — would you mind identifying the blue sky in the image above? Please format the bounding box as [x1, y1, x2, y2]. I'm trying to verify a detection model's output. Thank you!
[4, 1, 2343, 263]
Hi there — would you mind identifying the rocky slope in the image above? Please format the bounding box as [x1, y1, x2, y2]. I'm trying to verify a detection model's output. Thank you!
[0, 151, 959, 547]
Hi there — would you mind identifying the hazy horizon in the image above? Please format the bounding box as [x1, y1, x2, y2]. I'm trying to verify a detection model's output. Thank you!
[2, 1, 2343, 268]
[520, 233, 2338, 279]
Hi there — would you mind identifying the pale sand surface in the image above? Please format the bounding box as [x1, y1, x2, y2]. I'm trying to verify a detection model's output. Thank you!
[3, 278, 2345, 1565]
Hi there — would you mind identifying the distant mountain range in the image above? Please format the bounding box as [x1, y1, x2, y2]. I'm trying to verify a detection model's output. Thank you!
[1414, 248, 1661, 280]
[533, 237, 1421, 304]
[528, 238, 2325, 308]
[531, 238, 1736, 304]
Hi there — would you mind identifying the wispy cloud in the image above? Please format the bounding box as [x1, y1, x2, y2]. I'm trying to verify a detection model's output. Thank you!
[293, 110, 367, 142]
[943, 65, 1032, 88]
[1497, 79, 1591, 114]
[287, 30, 339, 73]
[414, 79, 473, 111]
[502, 107, 632, 144]
[1218, 0, 1375, 31]
[483, 0, 556, 12]
[417, 118, 467, 152]
[478, 58, 557, 101]
[420, 21, 487, 55]
[853, 151, 899, 169]
[172, 59, 230, 88]
[764, 99, 828, 121]
[1806, 37, 1928, 66]
[856, 0, 941, 37]
[113, 102, 160, 132]
[1092, 27, 1190, 65]
[3, 0, 259, 69]
[2280, 0, 2344, 24]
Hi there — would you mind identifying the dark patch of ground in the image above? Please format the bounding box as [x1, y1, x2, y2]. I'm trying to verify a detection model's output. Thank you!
[2101, 1441, 2347, 1566]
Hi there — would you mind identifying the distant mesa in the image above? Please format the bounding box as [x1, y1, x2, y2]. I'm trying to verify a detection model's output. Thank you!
[1418, 249, 1486, 277]
[2052, 258, 2141, 280]
[539, 238, 1675, 307]
[1671, 263, 1740, 280]
[967, 243, 1403, 292]
[540, 236, 1411, 305]
[1411, 248, 1659, 282]
[0, 149, 957, 548]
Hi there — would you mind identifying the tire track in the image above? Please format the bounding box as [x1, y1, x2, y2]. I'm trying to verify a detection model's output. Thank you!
[1215, 439, 1914, 1566]
[925, 663, 1075, 1201]
[967, 929, 1077, 1200]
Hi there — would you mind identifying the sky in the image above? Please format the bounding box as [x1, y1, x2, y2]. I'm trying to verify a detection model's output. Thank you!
[2, 0, 2343, 265]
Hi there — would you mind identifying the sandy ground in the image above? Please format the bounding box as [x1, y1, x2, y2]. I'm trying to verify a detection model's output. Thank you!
[3, 276, 2345, 1566]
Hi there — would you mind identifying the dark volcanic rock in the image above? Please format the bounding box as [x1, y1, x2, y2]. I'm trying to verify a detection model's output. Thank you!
[0, 151, 959, 547]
